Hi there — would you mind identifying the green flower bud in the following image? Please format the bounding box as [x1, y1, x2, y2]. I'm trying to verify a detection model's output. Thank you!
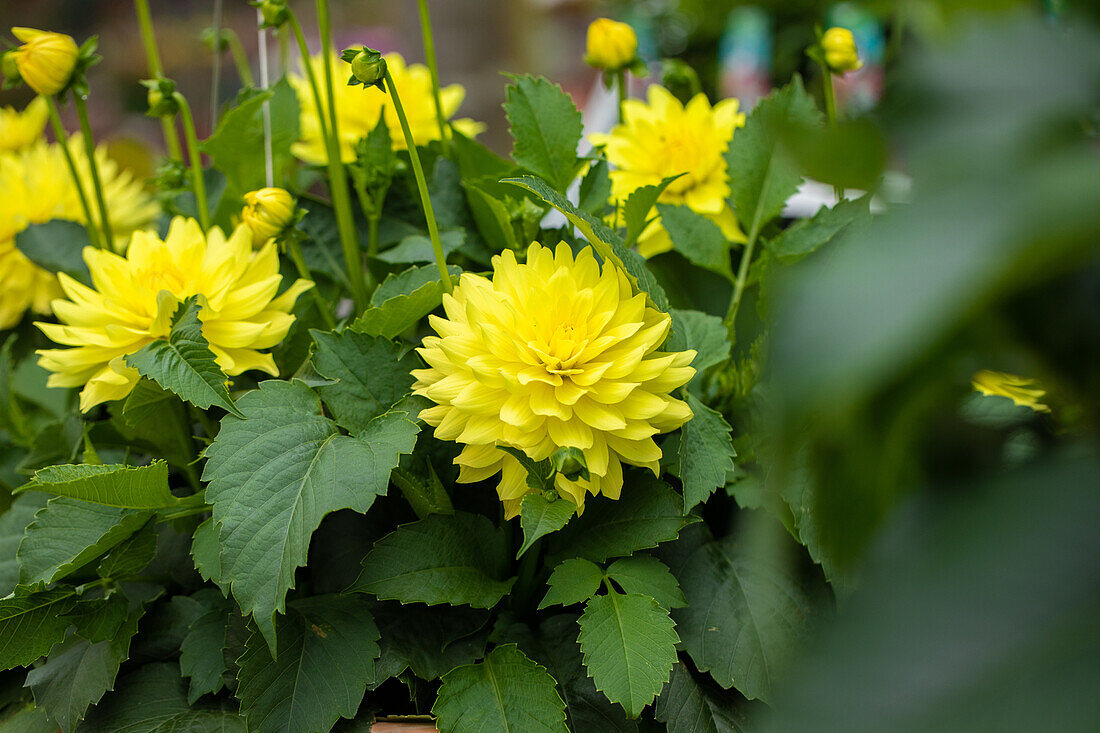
[341, 46, 386, 91]
[551, 446, 590, 482]
[255, 0, 290, 29]
[1, 50, 20, 83]
[141, 77, 179, 118]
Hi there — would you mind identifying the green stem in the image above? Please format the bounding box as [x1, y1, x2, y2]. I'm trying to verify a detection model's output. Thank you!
[819, 64, 845, 202]
[723, 219, 762, 344]
[73, 96, 114, 250]
[44, 97, 101, 250]
[368, 212, 381, 259]
[157, 504, 212, 522]
[286, 239, 336, 329]
[134, 0, 183, 159]
[173, 92, 211, 230]
[385, 69, 452, 293]
[416, 0, 450, 151]
[616, 69, 627, 123]
[224, 29, 255, 86]
[278, 26, 289, 76]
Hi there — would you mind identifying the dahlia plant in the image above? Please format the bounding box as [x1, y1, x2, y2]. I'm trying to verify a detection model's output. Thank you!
[0, 3, 1096, 733]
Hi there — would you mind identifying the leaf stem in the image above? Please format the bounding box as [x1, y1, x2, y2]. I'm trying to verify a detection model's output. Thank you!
[224, 28, 255, 87]
[384, 68, 452, 293]
[73, 95, 114, 250]
[416, 0, 450, 152]
[133, 0, 183, 159]
[723, 214, 762, 344]
[286, 239, 336, 329]
[210, 0, 223, 129]
[44, 97, 102, 250]
[818, 63, 845, 202]
[616, 69, 627, 123]
[172, 92, 211, 230]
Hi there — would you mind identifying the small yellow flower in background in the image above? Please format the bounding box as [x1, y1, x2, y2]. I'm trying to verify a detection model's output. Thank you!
[10, 27, 79, 96]
[241, 187, 296, 247]
[35, 217, 313, 412]
[821, 27, 862, 74]
[592, 85, 746, 259]
[0, 138, 158, 330]
[412, 242, 696, 518]
[585, 18, 638, 72]
[0, 96, 48, 153]
[290, 52, 484, 165]
[972, 370, 1050, 413]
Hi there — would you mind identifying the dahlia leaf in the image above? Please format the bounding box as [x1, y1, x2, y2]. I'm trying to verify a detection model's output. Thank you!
[26, 604, 145, 732]
[79, 662, 245, 732]
[764, 194, 871, 263]
[350, 512, 515, 608]
[578, 158, 613, 216]
[432, 644, 569, 733]
[310, 330, 419, 433]
[546, 474, 697, 564]
[726, 76, 823, 241]
[180, 605, 231, 704]
[13, 219, 93, 287]
[678, 394, 736, 512]
[236, 595, 379, 733]
[502, 175, 670, 311]
[655, 661, 754, 733]
[465, 182, 521, 252]
[667, 309, 731, 388]
[391, 460, 455, 519]
[670, 535, 811, 702]
[369, 263, 463, 307]
[202, 380, 417, 652]
[0, 586, 77, 671]
[605, 557, 687, 610]
[369, 601, 489, 684]
[578, 591, 680, 718]
[125, 296, 243, 418]
[62, 595, 129, 644]
[17, 497, 150, 587]
[17, 461, 180, 509]
[0, 493, 48, 597]
[497, 446, 555, 491]
[539, 558, 604, 610]
[190, 519, 222, 586]
[519, 493, 576, 558]
[623, 175, 683, 247]
[95, 518, 157, 579]
[504, 74, 584, 193]
[657, 204, 736, 280]
[377, 229, 465, 264]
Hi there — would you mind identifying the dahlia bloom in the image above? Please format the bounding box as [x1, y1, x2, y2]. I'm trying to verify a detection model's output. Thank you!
[10, 27, 78, 96]
[241, 187, 296, 247]
[972, 370, 1049, 413]
[36, 217, 312, 412]
[585, 18, 638, 72]
[289, 52, 484, 165]
[592, 85, 747, 259]
[412, 242, 695, 517]
[0, 96, 47, 153]
[0, 138, 158, 329]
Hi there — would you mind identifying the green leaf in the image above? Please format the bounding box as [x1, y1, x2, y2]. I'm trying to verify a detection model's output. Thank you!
[13, 220, 92, 286]
[765, 195, 871, 263]
[518, 493, 576, 558]
[678, 394, 736, 512]
[310, 330, 419, 433]
[655, 662, 752, 733]
[464, 181, 521, 253]
[539, 558, 604, 610]
[27, 606, 144, 732]
[502, 175, 670, 311]
[350, 511, 515, 608]
[189, 519, 222, 586]
[0, 493, 48, 596]
[63, 595, 129, 643]
[236, 595, 379, 733]
[77, 662, 245, 732]
[369, 602, 488, 684]
[0, 707, 55, 733]
[547, 475, 697, 564]
[726, 77, 822, 240]
[497, 446, 555, 491]
[203, 380, 417, 651]
[657, 204, 735, 279]
[0, 587, 77, 670]
[376, 229, 465, 265]
[623, 177, 682, 247]
[96, 520, 158, 579]
[351, 266, 462, 339]
[606, 557, 686, 610]
[433, 643, 568, 733]
[667, 309, 731, 388]
[391, 459, 454, 519]
[578, 158, 613, 216]
[124, 296, 242, 417]
[117, 380, 194, 470]
[671, 535, 810, 702]
[180, 606, 231, 704]
[578, 591, 680, 717]
[17, 498, 151, 587]
[504, 74, 583, 193]
[17, 462, 179, 509]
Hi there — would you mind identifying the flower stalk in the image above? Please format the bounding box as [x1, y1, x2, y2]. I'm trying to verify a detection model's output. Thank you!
[172, 91, 211, 230]
[133, 0, 183, 159]
[72, 95, 114, 250]
[43, 96, 102, 249]
[415, 0, 449, 152]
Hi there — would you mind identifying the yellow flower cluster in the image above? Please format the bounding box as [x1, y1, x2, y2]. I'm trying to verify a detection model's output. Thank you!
[290, 52, 484, 165]
[413, 242, 695, 517]
[0, 96, 47, 153]
[593, 85, 747, 258]
[0, 135, 159, 329]
[36, 217, 312, 412]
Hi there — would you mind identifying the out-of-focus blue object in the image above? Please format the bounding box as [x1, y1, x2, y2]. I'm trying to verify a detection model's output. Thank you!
[719, 5, 772, 110]
[826, 2, 884, 114]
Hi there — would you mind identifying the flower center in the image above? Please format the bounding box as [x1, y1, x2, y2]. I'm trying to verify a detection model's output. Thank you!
[136, 263, 188, 296]
[529, 322, 587, 376]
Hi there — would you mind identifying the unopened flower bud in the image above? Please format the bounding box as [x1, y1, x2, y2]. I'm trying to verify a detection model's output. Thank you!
[342, 46, 386, 91]
[551, 446, 590, 482]
[252, 0, 290, 29]
[10, 27, 79, 96]
[584, 18, 638, 72]
[821, 27, 862, 74]
[242, 187, 296, 246]
[142, 77, 179, 118]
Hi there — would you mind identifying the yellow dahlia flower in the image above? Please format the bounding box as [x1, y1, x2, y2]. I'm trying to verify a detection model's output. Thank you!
[289, 52, 484, 165]
[10, 27, 79, 96]
[821, 27, 862, 74]
[592, 85, 747, 259]
[412, 242, 696, 518]
[0, 138, 158, 330]
[585, 18, 639, 72]
[0, 96, 47, 153]
[241, 187, 296, 247]
[35, 217, 312, 412]
[972, 370, 1049, 413]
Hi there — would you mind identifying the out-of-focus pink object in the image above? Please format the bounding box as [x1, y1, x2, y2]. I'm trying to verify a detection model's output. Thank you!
[372, 721, 437, 732]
